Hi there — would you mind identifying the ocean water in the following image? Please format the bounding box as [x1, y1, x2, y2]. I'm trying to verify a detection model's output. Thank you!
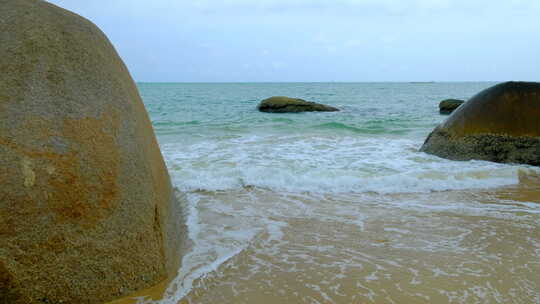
[136, 83, 540, 304]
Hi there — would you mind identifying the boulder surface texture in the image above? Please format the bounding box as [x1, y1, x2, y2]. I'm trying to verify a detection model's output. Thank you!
[421, 81, 540, 166]
[0, 0, 185, 303]
[257, 96, 340, 113]
[439, 99, 464, 114]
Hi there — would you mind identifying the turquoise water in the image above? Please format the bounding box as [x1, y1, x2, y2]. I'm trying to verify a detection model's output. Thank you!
[141, 82, 489, 141]
[137, 83, 540, 304]
[140, 82, 523, 193]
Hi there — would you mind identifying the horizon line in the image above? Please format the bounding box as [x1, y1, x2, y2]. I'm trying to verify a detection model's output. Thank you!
[134, 80, 510, 84]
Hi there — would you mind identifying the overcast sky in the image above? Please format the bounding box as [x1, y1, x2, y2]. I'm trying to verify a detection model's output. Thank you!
[47, 0, 539, 82]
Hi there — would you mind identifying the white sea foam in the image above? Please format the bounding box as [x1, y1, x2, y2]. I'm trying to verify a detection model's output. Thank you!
[134, 193, 257, 304]
[151, 187, 540, 303]
[161, 134, 536, 194]
[157, 131, 540, 304]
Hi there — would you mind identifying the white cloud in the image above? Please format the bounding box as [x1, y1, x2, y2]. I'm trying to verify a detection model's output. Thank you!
[46, 0, 540, 81]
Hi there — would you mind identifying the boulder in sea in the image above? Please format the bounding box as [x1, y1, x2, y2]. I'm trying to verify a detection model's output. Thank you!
[421, 82, 540, 166]
[439, 99, 464, 114]
[0, 1, 186, 303]
[257, 96, 340, 113]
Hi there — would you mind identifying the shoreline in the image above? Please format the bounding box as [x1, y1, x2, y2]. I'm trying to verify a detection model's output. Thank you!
[105, 168, 540, 303]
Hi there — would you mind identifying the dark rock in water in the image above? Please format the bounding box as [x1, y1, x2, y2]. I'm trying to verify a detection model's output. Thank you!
[0, 0, 186, 303]
[421, 81, 540, 166]
[439, 99, 464, 114]
[258, 96, 340, 113]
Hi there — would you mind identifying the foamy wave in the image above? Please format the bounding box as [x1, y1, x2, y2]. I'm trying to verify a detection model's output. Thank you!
[161, 135, 534, 194]
[152, 193, 262, 304]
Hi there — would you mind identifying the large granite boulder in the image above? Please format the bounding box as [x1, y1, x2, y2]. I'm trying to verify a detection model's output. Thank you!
[439, 99, 464, 114]
[421, 82, 540, 166]
[257, 96, 339, 113]
[0, 1, 185, 303]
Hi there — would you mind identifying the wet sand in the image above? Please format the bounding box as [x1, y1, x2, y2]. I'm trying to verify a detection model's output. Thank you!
[109, 171, 540, 304]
